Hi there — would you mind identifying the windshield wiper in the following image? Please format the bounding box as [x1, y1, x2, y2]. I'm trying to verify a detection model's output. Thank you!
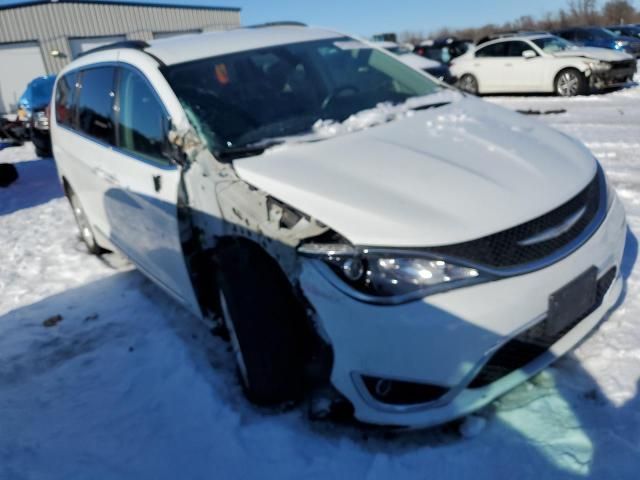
[215, 140, 285, 161]
[410, 101, 451, 112]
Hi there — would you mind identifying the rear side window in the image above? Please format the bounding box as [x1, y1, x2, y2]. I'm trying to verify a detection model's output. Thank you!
[76, 67, 116, 144]
[505, 41, 534, 57]
[116, 68, 169, 164]
[55, 72, 78, 127]
[476, 42, 507, 57]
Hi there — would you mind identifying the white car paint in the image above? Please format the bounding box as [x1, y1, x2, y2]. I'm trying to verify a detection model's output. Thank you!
[234, 94, 595, 247]
[50, 26, 627, 429]
[450, 34, 634, 94]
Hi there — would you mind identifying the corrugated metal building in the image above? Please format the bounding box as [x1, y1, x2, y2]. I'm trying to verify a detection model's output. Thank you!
[0, 0, 241, 113]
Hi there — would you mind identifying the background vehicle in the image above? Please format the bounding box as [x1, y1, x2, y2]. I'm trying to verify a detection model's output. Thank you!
[554, 27, 640, 57]
[607, 24, 640, 40]
[374, 41, 456, 84]
[451, 34, 636, 96]
[17, 75, 55, 157]
[414, 37, 473, 64]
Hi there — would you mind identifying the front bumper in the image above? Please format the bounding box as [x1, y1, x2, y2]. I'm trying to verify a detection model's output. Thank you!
[591, 61, 637, 88]
[300, 195, 627, 428]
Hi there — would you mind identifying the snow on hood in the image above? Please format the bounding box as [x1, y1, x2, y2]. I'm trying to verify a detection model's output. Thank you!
[233, 96, 597, 247]
[310, 90, 461, 139]
[553, 46, 633, 62]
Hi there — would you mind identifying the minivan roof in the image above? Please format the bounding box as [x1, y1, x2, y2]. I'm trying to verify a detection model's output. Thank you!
[145, 25, 343, 66]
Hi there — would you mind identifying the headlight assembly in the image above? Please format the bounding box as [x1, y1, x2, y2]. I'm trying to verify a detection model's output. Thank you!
[299, 243, 490, 304]
[586, 61, 612, 72]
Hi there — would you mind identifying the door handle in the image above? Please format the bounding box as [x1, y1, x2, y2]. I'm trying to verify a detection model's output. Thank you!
[505, 63, 513, 67]
[153, 175, 162, 192]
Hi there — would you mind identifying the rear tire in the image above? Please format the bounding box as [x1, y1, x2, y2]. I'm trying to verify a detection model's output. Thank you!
[555, 69, 587, 97]
[459, 74, 479, 95]
[68, 188, 105, 255]
[216, 243, 305, 406]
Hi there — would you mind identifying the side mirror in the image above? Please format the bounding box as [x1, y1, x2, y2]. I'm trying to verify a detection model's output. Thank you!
[522, 50, 537, 59]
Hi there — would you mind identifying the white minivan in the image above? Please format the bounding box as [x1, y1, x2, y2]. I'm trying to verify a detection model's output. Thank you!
[51, 24, 627, 429]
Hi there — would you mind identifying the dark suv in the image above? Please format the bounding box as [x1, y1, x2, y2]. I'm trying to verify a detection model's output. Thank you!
[554, 27, 640, 57]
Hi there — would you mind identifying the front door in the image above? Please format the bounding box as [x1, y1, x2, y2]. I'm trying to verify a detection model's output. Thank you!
[101, 65, 201, 315]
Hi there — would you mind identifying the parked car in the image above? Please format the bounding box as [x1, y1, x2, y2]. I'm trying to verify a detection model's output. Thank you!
[554, 27, 640, 57]
[373, 41, 456, 84]
[451, 34, 636, 96]
[51, 25, 627, 429]
[606, 24, 640, 40]
[17, 75, 55, 157]
[414, 37, 473, 64]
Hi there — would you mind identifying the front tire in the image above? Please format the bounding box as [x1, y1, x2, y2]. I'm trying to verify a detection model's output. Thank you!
[458, 74, 479, 95]
[216, 243, 305, 406]
[555, 69, 587, 97]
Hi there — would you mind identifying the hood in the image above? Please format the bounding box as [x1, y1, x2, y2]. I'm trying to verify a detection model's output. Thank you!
[233, 98, 597, 247]
[553, 46, 634, 61]
[398, 53, 442, 70]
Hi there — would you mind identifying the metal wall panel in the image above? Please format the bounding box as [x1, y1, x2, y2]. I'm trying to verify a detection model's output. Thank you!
[0, 3, 240, 73]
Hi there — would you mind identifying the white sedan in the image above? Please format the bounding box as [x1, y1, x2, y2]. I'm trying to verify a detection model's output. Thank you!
[450, 34, 636, 96]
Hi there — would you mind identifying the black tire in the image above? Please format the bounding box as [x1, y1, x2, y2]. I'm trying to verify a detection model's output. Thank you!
[459, 74, 479, 95]
[555, 68, 587, 97]
[216, 242, 305, 406]
[35, 147, 51, 158]
[67, 187, 105, 255]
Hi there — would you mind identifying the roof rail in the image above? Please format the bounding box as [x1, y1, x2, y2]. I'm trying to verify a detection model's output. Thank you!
[476, 31, 550, 46]
[78, 40, 150, 58]
[245, 21, 307, 29]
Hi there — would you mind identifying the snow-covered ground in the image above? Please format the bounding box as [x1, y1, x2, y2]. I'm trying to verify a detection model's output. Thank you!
[2, 85, 640, 479]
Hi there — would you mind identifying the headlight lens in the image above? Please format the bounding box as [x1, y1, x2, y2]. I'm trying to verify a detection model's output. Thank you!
[587, 61, 612, 72]
[33, 110, 49, 130]
[299, 243, 486, 304]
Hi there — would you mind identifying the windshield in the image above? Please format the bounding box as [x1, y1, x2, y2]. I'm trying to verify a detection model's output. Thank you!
[532, 36, 574, 53]
[163, 37, 440, 154]
[590, 27, 617, 39]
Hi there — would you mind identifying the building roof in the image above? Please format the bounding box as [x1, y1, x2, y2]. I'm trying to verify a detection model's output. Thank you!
[0, 0, 241, 12]
[146, 25, 341, 65]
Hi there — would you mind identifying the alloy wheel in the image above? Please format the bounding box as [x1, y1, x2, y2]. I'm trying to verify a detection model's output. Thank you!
[557, 71, 580, 97]
[459, 75, 479, 95]
[69, 192, 97, 250]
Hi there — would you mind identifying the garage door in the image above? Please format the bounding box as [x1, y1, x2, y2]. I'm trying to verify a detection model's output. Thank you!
[69, 35, 126, 59]
[0, 42, 47, 115]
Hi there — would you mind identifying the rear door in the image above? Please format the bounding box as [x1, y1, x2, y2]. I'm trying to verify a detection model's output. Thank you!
[473, 42, 509, 92]
[101, 65, 200, 315]
[54, 66, 118, 239]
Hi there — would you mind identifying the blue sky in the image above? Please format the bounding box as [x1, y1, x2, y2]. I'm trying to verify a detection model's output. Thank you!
[0, 0, 565, 36]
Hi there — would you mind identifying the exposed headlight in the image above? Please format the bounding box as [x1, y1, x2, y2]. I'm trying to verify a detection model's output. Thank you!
[587, 60, 612, 72]
[32, 110, 49, 130]
[299, 243, 488, 304]
[616, 40, 629, 48]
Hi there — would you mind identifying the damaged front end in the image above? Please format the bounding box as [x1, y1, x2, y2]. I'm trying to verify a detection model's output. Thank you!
[588, 59, 637, 89]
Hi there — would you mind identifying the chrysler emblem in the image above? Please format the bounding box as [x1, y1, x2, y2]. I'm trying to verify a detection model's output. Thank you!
[518, 206, 587, 247]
